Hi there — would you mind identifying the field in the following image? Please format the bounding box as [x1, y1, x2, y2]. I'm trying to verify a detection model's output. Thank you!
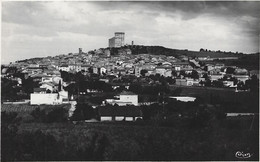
[2, 101, 259, 161]
[15, 120, 259, 161]
[170, 85, 259, 113]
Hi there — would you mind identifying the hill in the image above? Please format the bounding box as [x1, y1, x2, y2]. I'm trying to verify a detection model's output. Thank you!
[109, 45, 255, 58]
[13, 45, 259, 70]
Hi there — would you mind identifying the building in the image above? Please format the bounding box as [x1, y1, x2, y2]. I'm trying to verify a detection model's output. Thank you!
[223, 81, 236, 87]
[58, 64, 69, 72]
[154, 66, 172, 77]
[79, 48, 82, 55]
[109, 32, 125, 48]
[105, 91, 138, 106]
[98, 106, 142, 121]
[30, 90, 68, 105]
[175, 78, 194, 86]
[30, 93, 62, 105]
[104, 49, 111, 57]
[232, 74, 250, 83]
[40, 82, 56, 92]
[169, 96, 196, 102]
[210, 74, 224, 81]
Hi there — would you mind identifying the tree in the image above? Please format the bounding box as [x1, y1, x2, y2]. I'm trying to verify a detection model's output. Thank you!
[191, 70, 199, 79]
[202, 73, 209, 80]
[225, 67, 235, 74]
[88, 67, 93, 74]
[237, 81, 245, 90]
[58, 80, 62, 91]
[1, 78, 19, 101]
[204, 79, 212, 87]
[46, 107, 67, 123]
[129, 83, 142, 94]
[21, 77, 40, 95]
[70, 103, 95, 121]
[245, 75, 259, 92]
[179, 70, 186, 77]
[171, 70, 177, 77]
[140, 69, 148, 76]
[212, 80, 224, 88]
[46, 89, 52, 93]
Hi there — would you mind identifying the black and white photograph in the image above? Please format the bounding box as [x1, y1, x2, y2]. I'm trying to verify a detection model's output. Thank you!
[1, 0, 259, 161]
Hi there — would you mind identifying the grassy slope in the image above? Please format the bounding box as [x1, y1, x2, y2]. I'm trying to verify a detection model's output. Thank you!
[18, 121, 259, 161]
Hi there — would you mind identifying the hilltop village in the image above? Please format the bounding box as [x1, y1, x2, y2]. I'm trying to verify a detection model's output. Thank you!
[1, 32, 259, 121]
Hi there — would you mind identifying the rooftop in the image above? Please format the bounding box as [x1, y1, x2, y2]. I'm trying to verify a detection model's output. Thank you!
[119, 91, 137, 96]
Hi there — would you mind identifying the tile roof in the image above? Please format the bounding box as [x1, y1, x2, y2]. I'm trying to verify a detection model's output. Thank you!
[119, 91, 137, 95]
[33, 88, 46, 92]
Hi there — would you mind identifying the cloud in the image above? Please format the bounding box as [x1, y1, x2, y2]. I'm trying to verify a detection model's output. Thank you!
[1, 1, 259, 64]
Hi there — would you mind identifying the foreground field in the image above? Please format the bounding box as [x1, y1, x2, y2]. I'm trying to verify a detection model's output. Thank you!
[2, 116, 259, 161]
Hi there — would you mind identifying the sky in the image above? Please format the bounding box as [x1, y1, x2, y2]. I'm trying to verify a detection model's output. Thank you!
[2, 1, 260, 64]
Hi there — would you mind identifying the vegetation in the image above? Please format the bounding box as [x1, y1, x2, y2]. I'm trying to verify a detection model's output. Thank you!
[1, 109, 259, 161]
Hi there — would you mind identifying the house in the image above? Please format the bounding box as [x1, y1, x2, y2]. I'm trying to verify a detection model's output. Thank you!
[234, 68, 248, 75]
[93, 67, 99, 74]
[105, 91, 138, 106]
[173, 66, 181, 71]
[155, 66, 167, 76]
[162, 62, 172, 66]
[59, 64, 69, 72]
[33, 88, 46, 94]
[81, 65, 90, 72]
[164, 69, 172, 77]
[40, 82, 56, 92]
[205, 64, 215, 71]
[172, 62, 192, 70]
[41, 76, 53, 83]
[98, 106, 142, 121]
[175, 78, 194, 86]
[30, 90, 68, 105]
[189, 59, 200, 67]
[134, 66, 142, 77]
[208, 68, 223, 75]
[104, 49, 111, 57]
[52, 76, 63, 85]
[100, 67, 107, 75]
[232, 74, 250, 83]
[215, 63, 225, 69]
[126, 49, 132, 55]
[223, 81, 236, 87]
[210, 74, 223, 81]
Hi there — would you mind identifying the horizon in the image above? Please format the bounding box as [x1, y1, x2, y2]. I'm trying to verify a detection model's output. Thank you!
[2, 1, 260, 64]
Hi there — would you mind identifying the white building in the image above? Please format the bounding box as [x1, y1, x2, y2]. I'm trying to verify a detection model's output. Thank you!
[105, 91, 138, 106]
[30, 93, 62, 105]
[58, 64, 69, 72]
[30, 90, 69, 105]
[98, 106, 142, 122]
[169, 96, 196, 102]
[233, 75, 250, 83]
